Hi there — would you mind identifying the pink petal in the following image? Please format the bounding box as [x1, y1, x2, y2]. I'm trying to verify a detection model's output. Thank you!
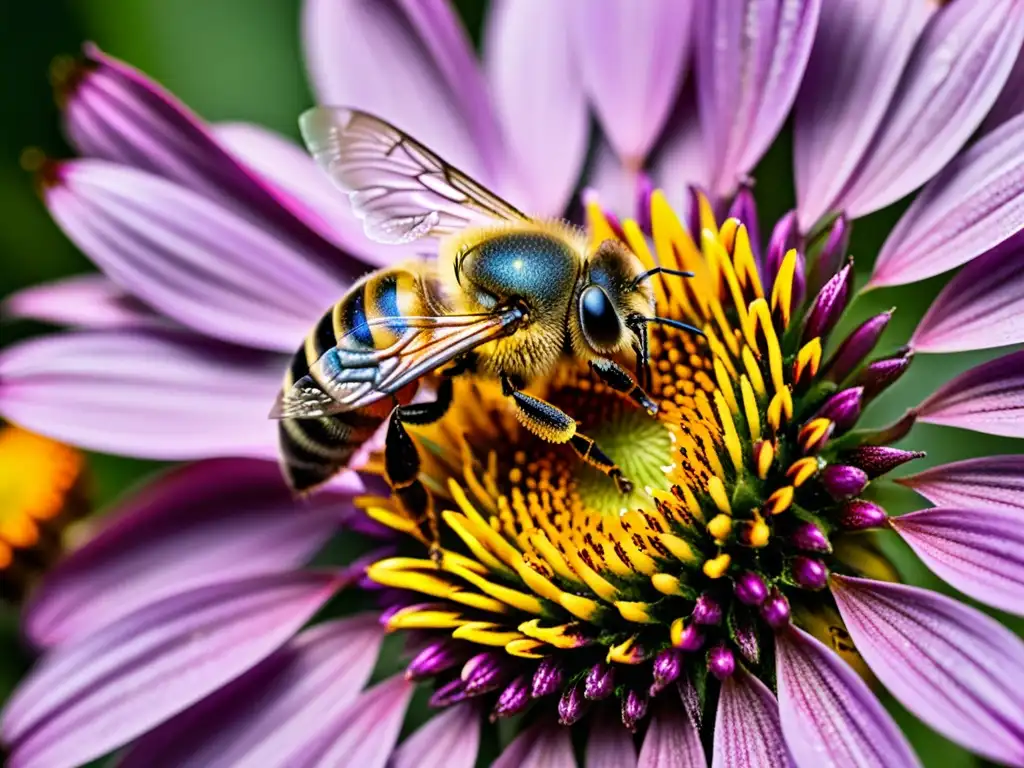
[65, 44, 365, 280]
[897, 456, 1024, 513]
[713, 668, 791, 767]
[838, 0, 1024, 218]
[794, 0, 933, 227]
[121, 616, 384, 767]
[775, 625, 920, 768]
[1, 570, 344, 768]
[3, 274, 167, 330]
[25, 458, 352, 648]
[696, 0, 821, 199]
[586, 707, 637, 768]
[985, 46, 1024, 132]
[391, 703, 480, 768]
[569, 0, 695, 164]
[891, 506, 1024, 616]
[638, 697, 705, 768]
[915, 350, 1024, 438]
[586, 139, 642, 219]
[494, 721, 577, 768]
[0, 330, 282, 460]
[484, 0, 588, 216]
[911, 236, 1024, 352]
[302, 0, 503, 186]
[650, 84, 709, 210]
[46, 160, 339, 352]
[832, 575, 1024, 765]
[871, 112, 1024, 287]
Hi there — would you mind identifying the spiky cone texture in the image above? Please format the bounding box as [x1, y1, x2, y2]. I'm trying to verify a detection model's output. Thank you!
[360, 191, 913, 733]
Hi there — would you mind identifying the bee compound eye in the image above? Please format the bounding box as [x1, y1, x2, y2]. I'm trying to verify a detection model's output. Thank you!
[580, 286, 622, 348]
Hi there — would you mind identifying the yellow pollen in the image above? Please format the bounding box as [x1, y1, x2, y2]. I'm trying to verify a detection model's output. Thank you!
[770, 248, 799, 328]
[746, 518, 771, 548]
[755, 440, 775, 479]
[707, 475, 732, 514]
[703, 553, 732, 579]
[670, 617, 687, 647]
[799, 418, 834, 453]
[708, 513, 733, 541]
[794, 338, 823, 386]
[787, 457, 820, 487]
[766, 486, 795, 515]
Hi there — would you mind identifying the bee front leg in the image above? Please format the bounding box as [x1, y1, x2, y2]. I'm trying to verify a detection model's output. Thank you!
[590, 359, 658, 416]
[500, 375, 633, 495]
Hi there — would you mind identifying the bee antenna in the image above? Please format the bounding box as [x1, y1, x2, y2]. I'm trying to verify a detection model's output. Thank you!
[634, 315, 705, 338]
[631, 267, 695, 290]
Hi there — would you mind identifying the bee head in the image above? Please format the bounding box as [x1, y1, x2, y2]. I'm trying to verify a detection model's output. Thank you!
[576, 240, 654, 356]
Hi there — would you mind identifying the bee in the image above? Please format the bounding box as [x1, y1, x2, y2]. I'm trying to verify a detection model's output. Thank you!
[272, 108, 699, 553]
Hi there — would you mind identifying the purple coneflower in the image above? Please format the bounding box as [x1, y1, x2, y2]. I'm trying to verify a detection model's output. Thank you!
[4, 1, 1024, 766]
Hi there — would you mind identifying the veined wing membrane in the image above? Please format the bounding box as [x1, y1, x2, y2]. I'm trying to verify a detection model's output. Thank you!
[299, 107, 529, 244]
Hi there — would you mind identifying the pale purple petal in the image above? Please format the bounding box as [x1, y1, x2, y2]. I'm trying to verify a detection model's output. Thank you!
[890, 506, 1024, 616]
[391, 703, 480, 768]
[713, 668, 791, 767]
[838, 0, 1024, 217]
[1, 571, 343, 768]
[985, 46, 1024, 132]
[121, 616, 383, 767]
[586, 139, 642, 219]
[897, 456, 1024, 513]
[25, 458, 353, 648]
[586, 707, 637, 768]
[65, 45, 365, 280]
[303, 0, 503, 186]
[569, 0, 694, 163]
[794, 0, 933, 227]
[915, 350, 1024, 438]
[494, 721, 577, 768]
[650, 85, 709, 210]
[775, 625, 920, 768]
[697, 0, 821, 199]
[911, 237, 1024, 352]
[484, 0, 588, 216]
[871, 112, 1024, 287]
[638, 697, 705, 768]
[0, 330, 282, 460]
[832, 575, 1024, 765]
[46, 160, 339, 352]
[3, 274, 167, 330]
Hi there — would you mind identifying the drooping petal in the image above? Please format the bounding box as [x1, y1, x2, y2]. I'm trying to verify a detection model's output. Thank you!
[837, 0, 1024, 217]
[638, 697, 706, 768]
[775, 625, 920, 768]
[696, 0, 821, 199]
[586, 707, 637, 768]
[494, 721, 577, 768]
[3, 274, 167, 330]
[911, 237, 1024, 352]
[649, 85, 710, 211]
[794, 0, 933, 227]
[897, 456, 1024, 513]
[832, 575, 1024, 766]
[915, 350, 1024, 438]
[302, 0, 503, 186]
[63, 44, 365, 279]
[0, 330, 282, 460]
[569, 0, 694, 164]
[45, 160, 339, 351]
[713, 668, 791, 767]
[25, 458, 352, 647]
[391, 703, 480, 768]
[871, 112, 1024, 287]
[1, 570, 344, 768]
[890, 507, 1024, 616]
[985, 46, 1024, 132]
[121, 616, 384, 768]
[484, 0, 588, 216]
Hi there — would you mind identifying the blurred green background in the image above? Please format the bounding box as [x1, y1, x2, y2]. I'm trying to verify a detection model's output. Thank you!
[0, 2, 1020, 766]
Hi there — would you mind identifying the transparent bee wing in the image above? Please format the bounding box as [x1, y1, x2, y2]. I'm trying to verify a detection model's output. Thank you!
[299, 107, 529, 244]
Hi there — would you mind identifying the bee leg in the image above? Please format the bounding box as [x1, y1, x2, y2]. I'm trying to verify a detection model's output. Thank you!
[500, 375, 633, 495]
[628, 317, 652, 391]
[590, 359, 658, 416]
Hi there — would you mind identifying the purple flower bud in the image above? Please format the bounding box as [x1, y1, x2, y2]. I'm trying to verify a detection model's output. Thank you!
[636, 172, 654, 234]
[429, 677, 467, 707]
[531, 656, 563, 698]
[808, 214, 850, 295]
[558, 683, 586, 726]
[653, 648, 683, 686]
[826, 312, 892, 384]
[621, 689, 649, 732]
[732, 618, 760, 664]
[492, 675, 530, 720]
[584, 662, 615, 700]
[821, 464, 868, 500]
[803, 263, 852, 343]
[728, 185, 761, 262]
[856, 353, 913, 400]
[766, 210, 804, 303]
[734, 571, 768, 606]
[815, 387, 864, 433]
[692, 594, 723, 626]
[406, 639, 463, 680]
[791, 521, 832, 553]
[462, 651, 508, 695]
[791, 556, 829, 590]
[707, 645, 736, 680]
[839, 499, 888, 530]
[675, 622, 706, 652]
[760, 589, 791, 629]
[842, 446, 925, 478]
